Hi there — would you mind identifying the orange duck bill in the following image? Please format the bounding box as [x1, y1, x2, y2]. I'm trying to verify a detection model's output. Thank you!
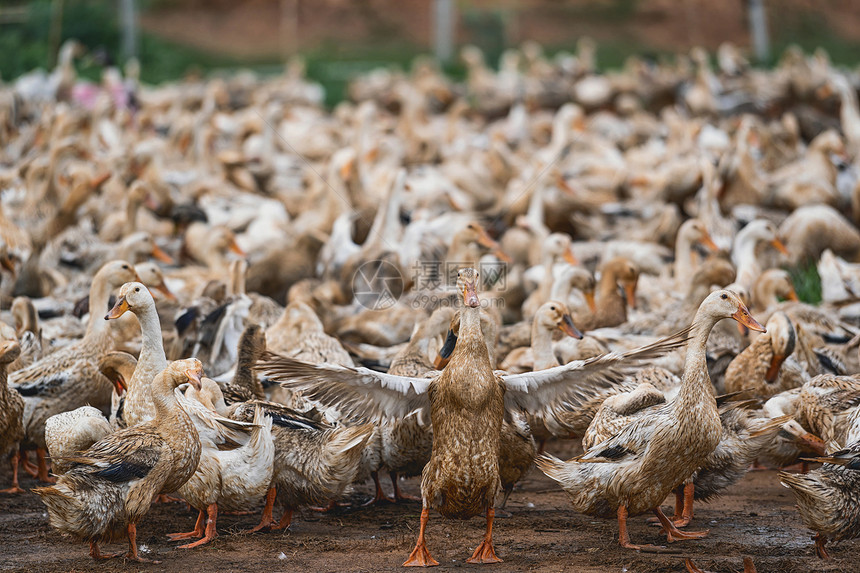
[105, 296, 130, 320]
[558, 314, 583, 339]
[731, 305, 766, 332]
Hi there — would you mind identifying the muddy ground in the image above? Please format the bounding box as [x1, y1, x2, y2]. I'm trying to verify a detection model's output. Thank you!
[0, 439, 855, 573]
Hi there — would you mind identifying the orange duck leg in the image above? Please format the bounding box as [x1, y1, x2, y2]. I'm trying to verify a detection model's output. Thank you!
[391, 471, 421, 502]
[125, 524, 161, 563]
[404, 507, 439, 567]
[363, 471, 395, 505]
[617, 505, 664, 551]
[178, 504, 219, 548]
[0, 451, 26, 494]
[20, 449, 38, 478]
[167, 508, 206, 540]
[35, 448, 55, 483]
[652, 507, 708, 542]
[249, 487, 277, 532]
[466, 507, 503, 564]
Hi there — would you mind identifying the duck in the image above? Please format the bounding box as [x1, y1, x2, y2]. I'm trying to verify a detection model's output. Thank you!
[44, 370, 126, 475]
[573, 256, 638, 331]
[266, 300, 354, 412]
[751, 269, 798, 311]
[781, 205, 860, 266]
[104, 281, 167, 427]
[34, 358, 203, 562]
[731, 219, 789, 294]
[10, 260, 140, 482]
[724, 312, 809, 399]
[219, 323, 373, 533]
[0, 328, 24, 493]
[500, 300, 583, 374]
[258, 267, 690, 564]
[536, 289, 766, 550]
[8, 296, 44, 372]
[794, 373, 860, 448]
[780, 440, 860, 559]
[168, 379, 274, 548]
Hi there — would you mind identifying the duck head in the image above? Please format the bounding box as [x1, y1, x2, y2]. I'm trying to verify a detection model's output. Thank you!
[105, 281, 153, 320]
[537, 300, 582, 339]
[457, 267, 480, 308]
[764, 312, 796, 383]
[705, 289, 766, 332]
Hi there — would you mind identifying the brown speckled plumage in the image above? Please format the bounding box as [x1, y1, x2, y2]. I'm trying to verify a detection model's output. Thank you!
[11, 261, 139, 451]
[422, 298, 505, 519]
[537, 290, 758, 548]
[34, 359, 203, 559]
[780, 441, 860, 558]
[0, 335, 24, 490]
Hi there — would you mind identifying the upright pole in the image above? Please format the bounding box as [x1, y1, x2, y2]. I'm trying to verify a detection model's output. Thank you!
[434, 0, 454, 63]
[747, 0, 770, 63]
[120, 0, 138, 61]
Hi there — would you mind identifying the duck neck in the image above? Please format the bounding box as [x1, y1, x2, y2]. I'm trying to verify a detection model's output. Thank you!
[452, 305, 490, 367]
[85, 276, 115, 338]
[150, 377, 184, 424]
[550, 277, 572, 301]
[674, 231, 695, 285]
[234, 347, 265, 400]
[674, 311, 720, 415]
[530, 321, 557, 371]
[135, 303, 168, 377]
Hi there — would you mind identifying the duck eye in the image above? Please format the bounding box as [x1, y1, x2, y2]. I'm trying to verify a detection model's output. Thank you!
[721, 294, 728, 300]
[550, 306, 556, 311]
[135, 287, 140, 292]
[122, 265, 129, 269]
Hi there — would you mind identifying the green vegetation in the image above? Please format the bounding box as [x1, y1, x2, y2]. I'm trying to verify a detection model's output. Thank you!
[787, 260, 823, 305]
[0, 1, 858, 107]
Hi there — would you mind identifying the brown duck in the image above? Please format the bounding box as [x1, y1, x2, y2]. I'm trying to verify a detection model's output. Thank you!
[258, 267, 688, 566]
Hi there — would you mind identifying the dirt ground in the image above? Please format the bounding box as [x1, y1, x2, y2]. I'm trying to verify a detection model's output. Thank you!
[0, 439, 855, 573]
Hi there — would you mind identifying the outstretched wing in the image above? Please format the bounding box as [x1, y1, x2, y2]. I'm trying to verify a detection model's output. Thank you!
[255, 351, 433, 422]
[502, 327, 691, 420]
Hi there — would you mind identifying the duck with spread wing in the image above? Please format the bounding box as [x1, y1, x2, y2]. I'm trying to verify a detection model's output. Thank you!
[257, 267, 688, 566]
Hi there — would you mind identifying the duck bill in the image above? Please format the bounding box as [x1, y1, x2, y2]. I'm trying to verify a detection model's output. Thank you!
[112, 375, 127, 395]
[562, 246, 578, 265]
[462, 282, 480, 308]
[795, 433, 827, 456]
[150, 244, 174, 264]
[784, 287, 799, 302]
[765, 354, 787, 383]
[491, 248, 513, 264]
[623, 282, 637, 309]
[559, 314, 583, 339]
[555, 174, 577, 196]
[584, 289, 596, 313]
[0, 254, 15, 276]
[90, 171, 112, 190]
[770, 238, 789, 256]
[184, 367, 204, 390]
[339, 157, 354, 180]
[475, 228, 501, 251]
[228, 239, 247, 258]
[154, 282, 178, 301]
[105, 296, 130, 320]
[699, 232, 719, 252]
[731, 306, 766, 333]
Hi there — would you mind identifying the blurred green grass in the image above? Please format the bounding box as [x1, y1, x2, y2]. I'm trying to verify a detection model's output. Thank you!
[1, 0, 859, 108]
[788, 260, 823, 305]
